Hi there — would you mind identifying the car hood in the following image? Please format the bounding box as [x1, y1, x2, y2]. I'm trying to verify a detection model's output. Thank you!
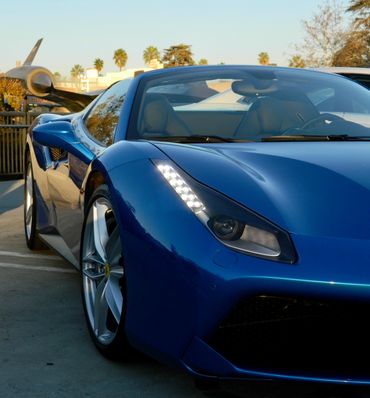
[154, 141, 370, 239]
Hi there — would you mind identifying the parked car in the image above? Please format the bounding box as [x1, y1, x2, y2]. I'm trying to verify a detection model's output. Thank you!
[314, 66, 370, 89]
[25, 65, 370, 385]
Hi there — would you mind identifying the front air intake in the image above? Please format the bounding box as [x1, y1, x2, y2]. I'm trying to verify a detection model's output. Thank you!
[207, 295, 370, 379]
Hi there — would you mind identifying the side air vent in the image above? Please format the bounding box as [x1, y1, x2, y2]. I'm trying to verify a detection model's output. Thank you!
[49, 147, 67, 162]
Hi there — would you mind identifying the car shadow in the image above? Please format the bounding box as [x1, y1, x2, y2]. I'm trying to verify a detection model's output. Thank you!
[112, 351, 370, 398]
[200, 380, 370, 398]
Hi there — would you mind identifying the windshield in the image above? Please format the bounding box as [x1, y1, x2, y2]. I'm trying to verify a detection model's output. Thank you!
[130, 67, 370, 143]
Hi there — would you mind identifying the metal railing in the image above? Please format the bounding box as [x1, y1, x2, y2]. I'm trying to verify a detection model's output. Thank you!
[0, 112, 41, 178]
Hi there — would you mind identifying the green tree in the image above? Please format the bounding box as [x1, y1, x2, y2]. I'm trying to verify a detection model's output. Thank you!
[143, 46, 160, 65]
[297, 0, 347, 67]
[0, 78, 25, 111]
[94, 58, 104, 74]
[198, 58, 208, 65]
[113, 48, 128, 71]
[53, 72, 62, 85]
[70, 64, 84, 79]
[333, 0, 370, 66]
[258, 52, 270, 65]
[162, 44, 195, 68]
[349, 0, 370, 10]
[348, 0, 370, 28]
[288, 55, 306, 68]
[333, 30, 370, 66]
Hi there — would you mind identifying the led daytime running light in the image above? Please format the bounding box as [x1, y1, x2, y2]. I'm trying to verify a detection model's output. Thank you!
[157, 163, 205, 214]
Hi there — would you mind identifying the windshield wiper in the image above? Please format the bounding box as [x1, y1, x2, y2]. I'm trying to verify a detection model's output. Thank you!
[146, 135, 251, 143]
[261, 135, 370, 142]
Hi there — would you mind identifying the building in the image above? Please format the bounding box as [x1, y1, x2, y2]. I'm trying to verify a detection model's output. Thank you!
[77, 61, 164, 92]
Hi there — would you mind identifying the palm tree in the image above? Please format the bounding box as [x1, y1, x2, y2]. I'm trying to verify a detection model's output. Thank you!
[348, 0, 370, 14]
[70, 64, 84, 79]
[143, 46, 160, 65]
[288, 55, 306, 68]
[113, 49, 128, 71]
[53, 71, 61, 82]
[258, 52, 270, 65]
[198, 58, 208, 65]
[348, 0, 370, 28]
[94, 58, 104, 74]
[162, 44, 195, 68]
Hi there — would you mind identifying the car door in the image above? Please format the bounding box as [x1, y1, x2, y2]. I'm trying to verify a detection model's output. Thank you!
[46, 80, 130, 263]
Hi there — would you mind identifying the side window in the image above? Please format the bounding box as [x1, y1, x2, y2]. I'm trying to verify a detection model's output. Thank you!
[84, 79, 131, 146]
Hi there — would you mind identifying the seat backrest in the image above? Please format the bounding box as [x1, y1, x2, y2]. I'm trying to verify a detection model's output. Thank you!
[139, 93, 191, 136]
[275, 89, 319, 131]
[234, 96, 286, 137]
[234, 89, 320, 138]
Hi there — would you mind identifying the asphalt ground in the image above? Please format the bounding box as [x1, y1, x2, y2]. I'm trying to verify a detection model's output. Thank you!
[1, 179, 370, 398]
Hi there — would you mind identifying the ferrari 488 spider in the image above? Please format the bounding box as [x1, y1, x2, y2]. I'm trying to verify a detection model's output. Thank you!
[25, 65, 370, 384]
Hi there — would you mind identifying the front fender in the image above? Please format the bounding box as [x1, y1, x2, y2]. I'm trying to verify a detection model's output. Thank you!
[81, 140, 166, 212]
[102, 157, 230, 368]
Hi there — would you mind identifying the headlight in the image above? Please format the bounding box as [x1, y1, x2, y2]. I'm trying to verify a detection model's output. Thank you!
[155, 162, 296, 264]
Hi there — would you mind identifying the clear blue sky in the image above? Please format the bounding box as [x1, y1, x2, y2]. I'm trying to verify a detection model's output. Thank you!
[0, 0, 351, 76]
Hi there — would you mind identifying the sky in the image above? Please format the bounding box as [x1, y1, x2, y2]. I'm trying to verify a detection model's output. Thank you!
[0, 0, 351, 76]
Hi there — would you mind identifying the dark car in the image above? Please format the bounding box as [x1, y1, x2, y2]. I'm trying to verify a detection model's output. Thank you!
[315, 66, 370, 89]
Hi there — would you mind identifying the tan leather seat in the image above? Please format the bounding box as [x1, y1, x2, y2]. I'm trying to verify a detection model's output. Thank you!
[139, 94, 191, 136]
[234, 89, 319, 138]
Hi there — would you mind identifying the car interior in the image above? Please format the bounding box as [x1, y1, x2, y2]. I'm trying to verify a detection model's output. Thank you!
[138, 93, 192, 136]
[231, 81, 320, 138]
[137, 74, 370, 140]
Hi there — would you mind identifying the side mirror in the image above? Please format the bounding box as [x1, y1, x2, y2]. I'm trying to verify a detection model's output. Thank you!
[33, 121, 94, 164]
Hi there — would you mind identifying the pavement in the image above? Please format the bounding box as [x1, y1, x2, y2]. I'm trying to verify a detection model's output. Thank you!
[0, 180, 204, 398]
[0, 179, 370, 397]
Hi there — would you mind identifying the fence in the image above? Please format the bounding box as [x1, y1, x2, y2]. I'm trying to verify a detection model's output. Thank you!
[0, 112, 41, 178]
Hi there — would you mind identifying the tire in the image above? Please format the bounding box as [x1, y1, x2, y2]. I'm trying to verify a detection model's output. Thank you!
[80, 184, 132, 359]
[24, 156, 44, 250]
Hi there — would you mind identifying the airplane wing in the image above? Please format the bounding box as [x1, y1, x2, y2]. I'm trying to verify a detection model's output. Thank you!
[23, 38, 43, 66]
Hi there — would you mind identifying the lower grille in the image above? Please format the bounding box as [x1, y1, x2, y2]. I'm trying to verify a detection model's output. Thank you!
[207, 295, 370, 378]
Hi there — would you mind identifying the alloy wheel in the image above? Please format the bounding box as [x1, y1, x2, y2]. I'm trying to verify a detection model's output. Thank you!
[82, 197, 124, 345]
[25, 162, 34, 240]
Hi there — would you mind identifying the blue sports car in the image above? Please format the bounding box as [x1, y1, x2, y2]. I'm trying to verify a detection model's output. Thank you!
[25, 65, 370, 384]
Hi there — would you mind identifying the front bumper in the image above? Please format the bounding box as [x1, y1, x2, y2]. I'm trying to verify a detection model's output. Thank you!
[175, 230, 370, 384]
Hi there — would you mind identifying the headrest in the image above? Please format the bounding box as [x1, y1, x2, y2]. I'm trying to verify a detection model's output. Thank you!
[251, 96, 285, 132]
[141, 93, 171, 133]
